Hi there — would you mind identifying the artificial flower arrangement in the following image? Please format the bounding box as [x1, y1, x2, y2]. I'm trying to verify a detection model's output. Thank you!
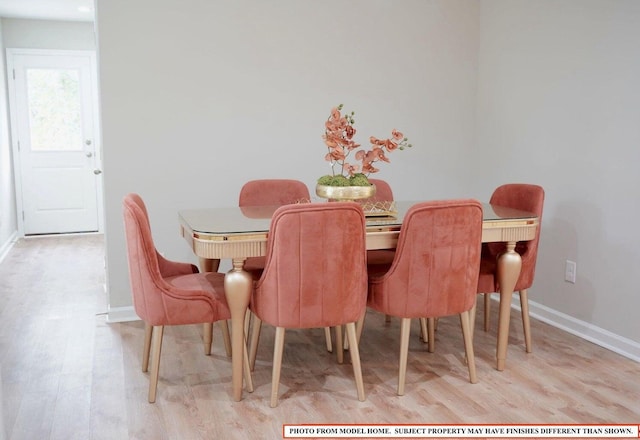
[317, 104, 412, 187]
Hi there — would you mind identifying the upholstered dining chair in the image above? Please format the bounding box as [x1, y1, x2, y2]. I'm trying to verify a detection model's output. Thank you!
[237, 179, 329, 355]
[366, 199, 483, 395]
[248, 202, 368, 407]
[123, 193, 251, 402]
[363, 178, 396, 266]
[474, 183, 545, 353]
[238, 179, 310, 274]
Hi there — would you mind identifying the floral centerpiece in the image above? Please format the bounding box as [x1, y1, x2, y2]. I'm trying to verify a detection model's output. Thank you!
[317, 104, 411, 200]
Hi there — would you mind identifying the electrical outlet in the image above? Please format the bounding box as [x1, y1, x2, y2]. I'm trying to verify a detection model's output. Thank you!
[565, 260, 576, 283]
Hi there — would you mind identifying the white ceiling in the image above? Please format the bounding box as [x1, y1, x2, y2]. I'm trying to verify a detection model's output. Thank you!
[0, 0, 94, 22]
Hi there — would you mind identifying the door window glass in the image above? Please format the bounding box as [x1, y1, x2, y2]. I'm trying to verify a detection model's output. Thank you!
[27, 68, 82, 151]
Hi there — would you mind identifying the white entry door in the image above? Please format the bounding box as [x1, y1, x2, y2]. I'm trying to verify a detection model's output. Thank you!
[8, 49, 102, 235]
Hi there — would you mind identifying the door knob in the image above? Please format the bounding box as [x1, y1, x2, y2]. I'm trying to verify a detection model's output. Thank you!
[93, 169, 102, 175]
[86, 151, 93, 157]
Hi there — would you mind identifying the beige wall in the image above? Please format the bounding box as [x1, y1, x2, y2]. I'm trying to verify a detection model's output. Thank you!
[97, 0, 481, 311]
[474, 0, 640, 355]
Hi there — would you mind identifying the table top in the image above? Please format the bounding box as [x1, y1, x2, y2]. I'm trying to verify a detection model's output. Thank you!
[179, 201, 538, 238]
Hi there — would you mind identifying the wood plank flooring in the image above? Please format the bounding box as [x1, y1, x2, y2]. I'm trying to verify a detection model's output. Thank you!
[0, 235, 638, 439]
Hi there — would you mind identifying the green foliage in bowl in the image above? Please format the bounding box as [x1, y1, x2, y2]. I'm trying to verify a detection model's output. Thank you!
[317, 173, 371, 187]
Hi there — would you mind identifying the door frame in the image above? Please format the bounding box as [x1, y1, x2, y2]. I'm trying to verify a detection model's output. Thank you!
[6, 48, 104, 236]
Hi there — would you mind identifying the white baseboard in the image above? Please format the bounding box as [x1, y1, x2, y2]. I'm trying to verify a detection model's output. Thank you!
[0, 231, 18, 264]
[489, 294, 640, 363]
[106, 305, 139, 323]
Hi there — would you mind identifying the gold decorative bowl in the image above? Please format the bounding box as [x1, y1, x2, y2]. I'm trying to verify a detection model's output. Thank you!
[315, 184, 376, 201]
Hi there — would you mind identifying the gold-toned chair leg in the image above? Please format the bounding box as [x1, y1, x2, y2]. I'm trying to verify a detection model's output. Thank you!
[148, 325, 164, 403]
[469, 302, 477, 344]
[270, 327, 286, 407]
[335, 324, 344, 364]
[483, 292, 491, 332]
[519, 289, 532, 353]
[346, 322, 365, 401]
[220, 320, 232, 357]
[324, 327, 333, 353]
[397, 318, 411, 396]
[355, 311, 366, 345]
[142, 322, 152, 372]
[427, 318, 436, 353]
[248, 314, 262, 371]
[203, 323, 213, 355]
[460, 311, 477, 384]
[419, 318, 427, 343]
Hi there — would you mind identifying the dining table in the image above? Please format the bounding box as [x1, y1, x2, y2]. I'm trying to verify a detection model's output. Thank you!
[179, 200, 539, 401]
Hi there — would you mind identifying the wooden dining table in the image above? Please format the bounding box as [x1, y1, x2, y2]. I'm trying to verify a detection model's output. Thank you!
[179, 201, 539, 401]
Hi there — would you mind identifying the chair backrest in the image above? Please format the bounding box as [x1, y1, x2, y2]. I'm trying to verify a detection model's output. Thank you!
[123, 193, 166, 323]
[368, 199, 483, 318]
[238, 179, 310, 207]
[252, 202, 368, 328]
[365, 178, 394, 203]
[488, 183, 545, 290]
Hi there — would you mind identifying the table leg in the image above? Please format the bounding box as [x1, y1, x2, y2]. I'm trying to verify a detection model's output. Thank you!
[224, 258, 253, 401]
[495, 241, 522, 371]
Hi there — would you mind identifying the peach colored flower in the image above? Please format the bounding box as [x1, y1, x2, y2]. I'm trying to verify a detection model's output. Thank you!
[322, 105, 411, 178]
[384, 139, 399, 152]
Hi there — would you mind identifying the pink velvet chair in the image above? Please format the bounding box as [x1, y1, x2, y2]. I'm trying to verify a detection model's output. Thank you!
[363, 179, 397, 266]
[364, 178, 393, 203]
[248, 203, 368, 407]
[123, 193, 241, 402]
[238, 179, 310, 274]
[366, 199, 483, 395]
[475, 184, 545, 353]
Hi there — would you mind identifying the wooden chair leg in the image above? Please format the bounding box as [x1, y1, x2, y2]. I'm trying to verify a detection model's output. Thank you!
[345, 322, 365, 401]
[220, 320, 232, 357]
[483, 292, 491, 332]
[469, 302, 477, 343]
[427, 318, 436, 353]
[355, 311, 366, 345]
[248, 314, 262, 371]
[419, 318, 427, 343]
[335, 325, 344, 364]
[519, 289, 532, 353]
[343, 310, 368, 352]
[203, 323, 213, 355]
[460, 311, 477, 384]
[397, 318, 411, 396]
[142, 322, 152, 372]
[148, 325, 164, 403]
[324, 327, 333, 353]
[270, 327, 286, 408]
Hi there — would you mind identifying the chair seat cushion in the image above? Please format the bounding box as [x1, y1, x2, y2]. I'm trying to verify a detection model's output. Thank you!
[163, 272, 231, 323]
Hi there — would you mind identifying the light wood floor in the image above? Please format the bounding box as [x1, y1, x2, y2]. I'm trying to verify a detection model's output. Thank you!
[0, 235, 638, 439]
